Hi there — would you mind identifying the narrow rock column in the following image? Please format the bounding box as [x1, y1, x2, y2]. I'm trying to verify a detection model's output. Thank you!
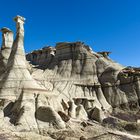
[1, 27, 13, 50]
[7, 15, 26, 69]
[0, 28, 13, 69]
[68, 100, 77, 118]
[135, 77, 140, 102]
[0, 27, 13, 120]
[0, 15, 46, 99]
[95, 84, 112, 112]
[14, 15, 25, 37]
[0, 28, 13, 119]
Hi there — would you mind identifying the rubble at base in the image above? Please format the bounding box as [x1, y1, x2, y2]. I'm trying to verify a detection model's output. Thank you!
[0, 15, 140, 139]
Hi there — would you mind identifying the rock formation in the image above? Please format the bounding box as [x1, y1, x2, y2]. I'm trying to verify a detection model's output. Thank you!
[0, 15, 140, 139]
[0, 27, 13, 73]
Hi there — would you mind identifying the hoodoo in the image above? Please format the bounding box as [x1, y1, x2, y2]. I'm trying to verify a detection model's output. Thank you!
[0, 16, 64, 131]
[0, 16, 47, 99]
[0, 16, 140, 139]
[0, 27, 13, 73]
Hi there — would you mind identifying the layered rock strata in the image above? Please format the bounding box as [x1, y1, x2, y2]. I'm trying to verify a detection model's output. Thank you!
[0, 16, 65, 132]
[27, 41, 140, 110]
[0, 15, 140, 134]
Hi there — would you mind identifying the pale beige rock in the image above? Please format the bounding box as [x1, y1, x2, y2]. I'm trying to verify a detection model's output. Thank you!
[76, 104, 88, 120]
[0, 15, 46, 99]
[68, 100, 77, 118]
[0, 15, 140, 140]
[36, 106, 66, 129]
[0, 27, 13, 73]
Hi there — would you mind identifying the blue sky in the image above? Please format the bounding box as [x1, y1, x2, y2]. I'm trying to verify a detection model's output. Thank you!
[0, 0, 140, 66]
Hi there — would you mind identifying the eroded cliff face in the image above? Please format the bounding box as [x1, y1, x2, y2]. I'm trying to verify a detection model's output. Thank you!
[0, 16, 140, 139]
[26, 41, 140, 110]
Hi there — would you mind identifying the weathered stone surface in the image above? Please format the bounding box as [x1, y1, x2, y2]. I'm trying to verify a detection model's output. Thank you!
[76, 104, 88, 120]
[90, 107, 106, 122]
[0, 27, 13, 73]
[36, 106, 66, 129]
[0, 16, 66, 132]
[0, 15, 140, 140]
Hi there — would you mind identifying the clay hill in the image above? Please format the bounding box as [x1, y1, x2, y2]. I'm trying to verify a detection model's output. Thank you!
[0, 15, 140, 140]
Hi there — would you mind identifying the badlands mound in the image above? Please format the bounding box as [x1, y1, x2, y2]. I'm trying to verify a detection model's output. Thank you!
[0, 15, 140, 139]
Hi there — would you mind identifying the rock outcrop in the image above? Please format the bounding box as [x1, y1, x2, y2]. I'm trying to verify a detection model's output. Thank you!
[0, 16, 64, 132]
[0, 16, 140, 139]
[27, 40, 139, 111]
[0, 27, 13, 73]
